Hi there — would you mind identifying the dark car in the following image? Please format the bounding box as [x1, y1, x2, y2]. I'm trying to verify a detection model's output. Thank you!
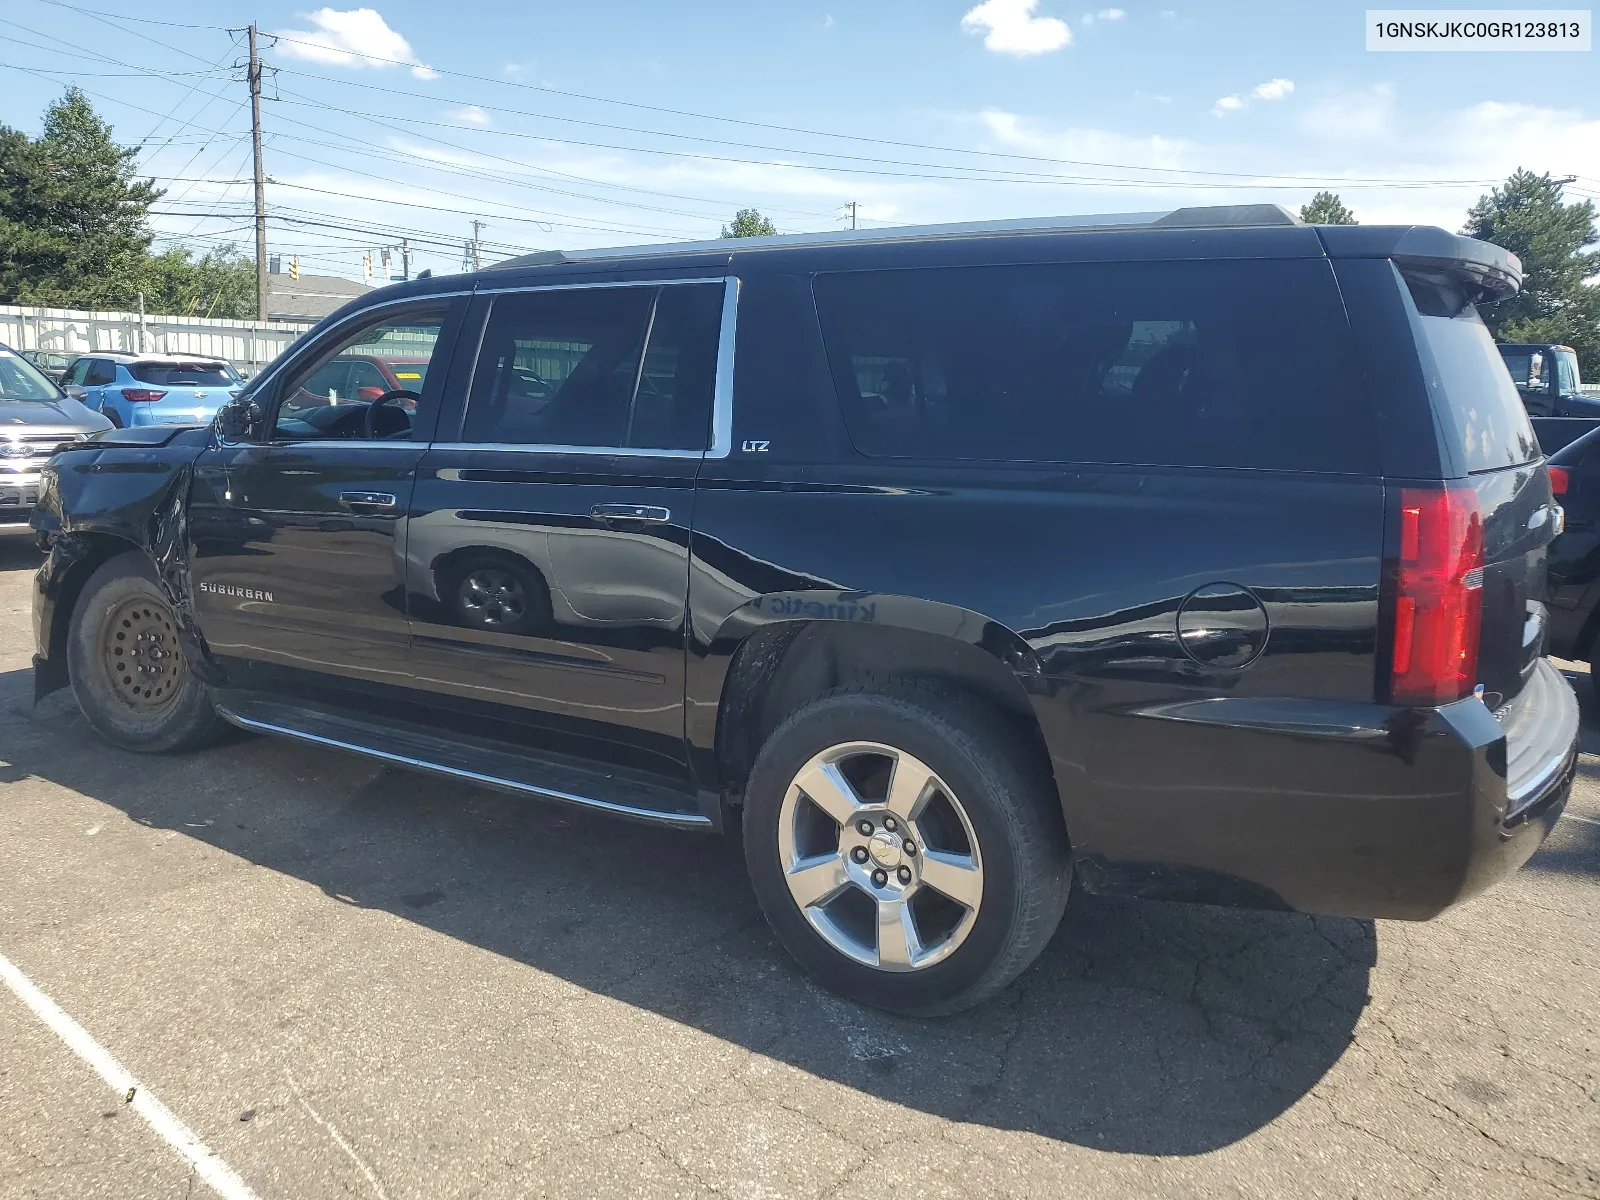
[29, 205, 1578, 1015]
[1500, 342, 1598, 418]
[19, 349, 74, 385]
[1542, 427, 1600, 670]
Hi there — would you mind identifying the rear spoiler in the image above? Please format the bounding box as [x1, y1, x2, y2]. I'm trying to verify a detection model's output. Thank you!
[1317, 225, 1523, 301]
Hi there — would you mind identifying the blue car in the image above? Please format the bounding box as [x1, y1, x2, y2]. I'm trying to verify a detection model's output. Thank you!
[62, 352, 241, 428]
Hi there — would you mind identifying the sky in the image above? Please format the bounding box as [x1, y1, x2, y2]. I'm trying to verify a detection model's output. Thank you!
[2, 0, 1597, 282]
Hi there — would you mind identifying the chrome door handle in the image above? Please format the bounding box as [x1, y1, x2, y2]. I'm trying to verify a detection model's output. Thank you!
[339, 491, 398, 511]
[590, 503, 670, 522]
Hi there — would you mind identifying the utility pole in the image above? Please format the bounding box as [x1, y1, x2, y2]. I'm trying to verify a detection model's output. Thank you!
[470, 220, 485, 271]
[401, 238, 411, 281]
[248, 25, 268, 321]
[847, 201, 858, 230]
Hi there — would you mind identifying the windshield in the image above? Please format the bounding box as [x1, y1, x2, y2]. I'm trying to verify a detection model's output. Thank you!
[130, 361, 238, 387]
[0, 348, 63, 401]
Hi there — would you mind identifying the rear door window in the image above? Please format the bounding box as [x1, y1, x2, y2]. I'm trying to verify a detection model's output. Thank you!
[462, 283, 721, 451]
[1404, 275, 1538, 472]
[812, 259, 1375, 473]
[84, 360, 116, 386]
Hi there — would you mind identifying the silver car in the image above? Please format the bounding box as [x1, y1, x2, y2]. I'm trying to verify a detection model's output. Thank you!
[0, 343, 113, 536]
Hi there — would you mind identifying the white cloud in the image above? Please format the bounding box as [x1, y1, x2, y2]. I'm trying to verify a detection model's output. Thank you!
[823, 13, 835, 29]
[1082, 7, 1125, 23]
[503, 63, 522, 75]
[448, 105, 491, 126]
[1298, 83, 1395, 140]
[977, 108, 1189, 171]
[1213, 77, 1294, 116]
[271, 8, 435, 80]
[961, 0, 1072, 56]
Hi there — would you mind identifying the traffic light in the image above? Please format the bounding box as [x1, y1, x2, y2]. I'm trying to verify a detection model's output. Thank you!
[289, 257, 300, 282]
[363, 252, 373, 282]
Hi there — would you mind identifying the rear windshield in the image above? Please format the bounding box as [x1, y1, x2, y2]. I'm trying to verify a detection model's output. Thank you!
[130, 361, 238, 387]
[384, 361, 429, 389]
[1404, 274, 1538, 472]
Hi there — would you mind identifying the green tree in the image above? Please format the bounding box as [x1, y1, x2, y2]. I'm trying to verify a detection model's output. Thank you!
[721, 208, 778, 238]
[1300, 191, 1357, 225]
[143, 245, 258, 319]
[1464, 169, 1600, 377]
[0, 88, 161, 308]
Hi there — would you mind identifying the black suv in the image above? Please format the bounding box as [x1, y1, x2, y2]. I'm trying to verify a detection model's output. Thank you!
[30, 205, 1579, 1015]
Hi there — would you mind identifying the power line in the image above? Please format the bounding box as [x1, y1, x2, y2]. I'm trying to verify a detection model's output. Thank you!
[16, 0, 1510, 188]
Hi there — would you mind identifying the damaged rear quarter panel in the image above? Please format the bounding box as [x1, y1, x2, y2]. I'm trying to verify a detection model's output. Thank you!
[32, 428, 217, 697]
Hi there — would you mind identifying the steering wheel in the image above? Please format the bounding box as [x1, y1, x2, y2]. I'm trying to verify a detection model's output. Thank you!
[362, 389, 421, 439]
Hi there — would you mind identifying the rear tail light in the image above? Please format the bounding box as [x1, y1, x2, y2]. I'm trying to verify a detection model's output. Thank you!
[1549, 465, 1569, 496]
[228, 389, 242, 399]
[1387, 486, 1483, 706]
[120, 388, 167, 403]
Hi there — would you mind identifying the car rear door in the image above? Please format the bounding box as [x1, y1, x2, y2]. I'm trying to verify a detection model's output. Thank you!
[403, 277, 730, 781]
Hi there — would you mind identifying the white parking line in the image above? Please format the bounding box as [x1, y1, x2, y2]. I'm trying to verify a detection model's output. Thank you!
[0, 951, 261, 1200]
[1566, 813, 1600, 826]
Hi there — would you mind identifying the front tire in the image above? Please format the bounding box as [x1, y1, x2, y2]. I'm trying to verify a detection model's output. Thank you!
[742, 684, 1071, 1016]
[67, 552, 225, 752]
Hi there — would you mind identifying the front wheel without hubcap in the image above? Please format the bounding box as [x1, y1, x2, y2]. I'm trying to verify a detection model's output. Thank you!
[744, 685, 1071, 1016]
[67, 551, 226, 753]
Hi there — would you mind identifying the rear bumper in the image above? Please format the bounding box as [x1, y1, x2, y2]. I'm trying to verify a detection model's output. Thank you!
[1043, 659, 1578, 920]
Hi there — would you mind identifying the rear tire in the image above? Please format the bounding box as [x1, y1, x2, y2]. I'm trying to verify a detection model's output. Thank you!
[67, 552, 225, 752]
[742, 683, 1071, 1016]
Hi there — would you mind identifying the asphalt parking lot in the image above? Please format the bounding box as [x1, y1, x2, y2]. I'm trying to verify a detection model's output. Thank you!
[0, 537, 1596, 1200]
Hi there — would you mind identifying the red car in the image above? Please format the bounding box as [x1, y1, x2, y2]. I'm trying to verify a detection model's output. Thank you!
[286, 354, 431, 410]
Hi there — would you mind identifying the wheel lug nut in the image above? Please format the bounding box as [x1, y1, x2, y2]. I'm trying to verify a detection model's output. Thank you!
[884, 816, 898, 832]
[897, 866, 912, 884]
[851, 846, 868, 864]
[871, 869, 888, 888]
[855, 819, 873, 836]
[903, 841, 917, 856]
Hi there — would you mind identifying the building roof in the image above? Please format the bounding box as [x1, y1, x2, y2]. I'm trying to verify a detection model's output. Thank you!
[267, 273, 374, 320]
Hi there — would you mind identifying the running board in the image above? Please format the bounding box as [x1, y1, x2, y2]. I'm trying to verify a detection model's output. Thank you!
[213, 694, 714, 829]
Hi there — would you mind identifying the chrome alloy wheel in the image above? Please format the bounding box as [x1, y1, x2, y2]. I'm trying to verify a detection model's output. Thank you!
[100, 596, 185, 711]
[777, 741, 984, 972]
[459, 567, 526, 628]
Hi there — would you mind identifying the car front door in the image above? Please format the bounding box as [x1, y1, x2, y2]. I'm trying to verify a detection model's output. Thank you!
[403, 278, 730, 782]
[186, 299, 465, 702]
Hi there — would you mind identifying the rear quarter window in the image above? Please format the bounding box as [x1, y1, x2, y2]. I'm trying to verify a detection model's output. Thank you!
[1404, 275, 1538, 473]
[812, 258, 1376, 473]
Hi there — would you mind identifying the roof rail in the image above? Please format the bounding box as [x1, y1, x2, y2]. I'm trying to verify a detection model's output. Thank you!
[492, 203, 1303, 270]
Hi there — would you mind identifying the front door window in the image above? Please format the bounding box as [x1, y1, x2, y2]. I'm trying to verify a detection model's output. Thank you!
[274, 310, 447, 441]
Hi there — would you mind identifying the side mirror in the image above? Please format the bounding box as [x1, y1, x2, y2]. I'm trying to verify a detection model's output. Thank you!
[61, 384, 88, 401]
[217, 397, 264, 442]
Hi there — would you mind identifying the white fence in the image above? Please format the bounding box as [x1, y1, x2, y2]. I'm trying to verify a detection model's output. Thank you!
[0, 304, 318, 376]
